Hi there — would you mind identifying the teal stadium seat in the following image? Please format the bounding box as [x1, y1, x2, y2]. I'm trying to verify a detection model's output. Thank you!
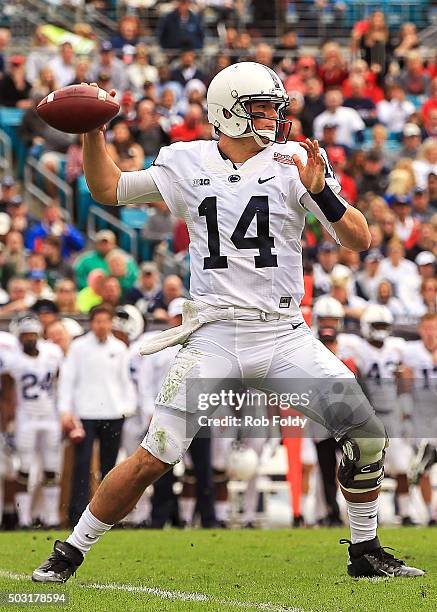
[0, 107, 26, 177]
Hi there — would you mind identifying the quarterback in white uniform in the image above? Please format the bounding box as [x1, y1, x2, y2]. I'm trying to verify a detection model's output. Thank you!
[33, 62, 423, 581]
[1, 317, 63, 527]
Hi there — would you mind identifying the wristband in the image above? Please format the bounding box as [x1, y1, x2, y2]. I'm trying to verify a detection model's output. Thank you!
[308, 184, 347, 223]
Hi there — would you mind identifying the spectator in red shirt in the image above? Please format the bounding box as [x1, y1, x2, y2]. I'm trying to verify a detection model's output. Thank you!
[421, 77, 437, 124]
[169, 104, 204, 142]
[318, 42, 348, 89]
[342, 60, 384, 104]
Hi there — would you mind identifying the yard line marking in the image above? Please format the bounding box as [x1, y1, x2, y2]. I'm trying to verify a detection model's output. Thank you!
[0, 570, 303, 611]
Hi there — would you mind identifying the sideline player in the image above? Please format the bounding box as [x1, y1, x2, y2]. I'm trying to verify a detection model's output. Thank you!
[1, 316, 63, 528]
[33, 62, 424, 581]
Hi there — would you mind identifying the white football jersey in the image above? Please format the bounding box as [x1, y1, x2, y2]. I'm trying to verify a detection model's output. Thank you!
[3, 340, 63, 418]
[339, 335, 407, 412]
[146, 140, 342, 315]
[0, 331, 19, 379]
[403, 340, 437, 409]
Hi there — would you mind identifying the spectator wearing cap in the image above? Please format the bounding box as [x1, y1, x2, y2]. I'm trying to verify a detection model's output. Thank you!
[5, 195, 35, 234]
[357, 150, 389, 196]
[124, 261, 161, 314]
[148, 274, 186, 322]
[415, 251, 436, 280]
[55, 279, 79, 315]
[4, 230, 26, 275]
[0, 176, 17, 211]
[389, 194, 420, 246]
[356, 249, 384, 301]
[25, 204, 85, 259]
[376, 83, 415, 134]
[175, 79, 207, 117]
[312, 242, 341, 298]
[399, 123, 422, 160]
[157, 1, 205, 51]
[313, 88, 365, 149]
[74, 230, 116, 290]
[0, 242, 15, 292]
[105, 248, 139, 295]
[300, 77, 325, 138]
[413, 139, 437, 191]
[412, 182, 432, 221]
[169, 104, 204, 143]
[31, 298, 59, 336]
[126, 44, 158, 96]
[48, 42, 76, 88]
[77, 269, 106, 313]
[27, 269, 54, 301]
[0, 54, 32, 108]
[107, 120, 145, 171]
[41, 235, 75, 288]
[90, 41, 128, 94]
[170, 49, 206, 89]
[372, 279, 407, 323]
[378, 237, 421, 306]
[343, 75, 377, 128]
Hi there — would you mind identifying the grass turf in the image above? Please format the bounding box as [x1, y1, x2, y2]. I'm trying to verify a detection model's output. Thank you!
[0, 527, 435, 611]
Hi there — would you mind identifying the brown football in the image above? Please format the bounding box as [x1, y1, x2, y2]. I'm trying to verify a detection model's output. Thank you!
[36, 84, 120, 134]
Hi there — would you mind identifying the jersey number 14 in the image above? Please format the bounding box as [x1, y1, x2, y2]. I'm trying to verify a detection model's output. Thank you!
[198, 196, 278, 269]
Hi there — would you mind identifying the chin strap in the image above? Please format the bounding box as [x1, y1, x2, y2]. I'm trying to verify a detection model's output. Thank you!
[238, 129, 276, 148]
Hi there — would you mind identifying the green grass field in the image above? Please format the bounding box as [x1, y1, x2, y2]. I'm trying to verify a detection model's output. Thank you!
[0, 528, 435, 612]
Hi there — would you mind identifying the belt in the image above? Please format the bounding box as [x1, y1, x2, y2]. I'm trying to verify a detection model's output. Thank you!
[140, 300, 302, 356]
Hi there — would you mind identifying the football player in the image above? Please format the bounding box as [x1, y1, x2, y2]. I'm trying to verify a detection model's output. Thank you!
[33, 63, 424, 581]
[1, 316, 63, 528]
[405, 313, 437, 524]
[342, 305, 416, 525]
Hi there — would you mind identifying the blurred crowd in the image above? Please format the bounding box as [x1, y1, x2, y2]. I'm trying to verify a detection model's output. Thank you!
[0, 2, 436, 530]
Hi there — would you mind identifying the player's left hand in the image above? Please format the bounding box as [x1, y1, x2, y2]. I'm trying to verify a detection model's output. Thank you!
[292, 139, 326, 194]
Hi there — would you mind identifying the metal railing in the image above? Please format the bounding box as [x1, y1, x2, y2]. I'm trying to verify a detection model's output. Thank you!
[87, 204, 139, 260]
[24, 157, 74, 220]
[0, 129, 13, 178]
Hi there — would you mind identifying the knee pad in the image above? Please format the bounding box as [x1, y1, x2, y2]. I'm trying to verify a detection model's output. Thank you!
[17, 471, 29, 486]
[141, 407, 191, 466]
[338, 417, 388, 493]
[43, 471, 58, 486]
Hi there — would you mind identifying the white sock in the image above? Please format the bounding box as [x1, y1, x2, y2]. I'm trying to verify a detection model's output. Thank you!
[179, 497, 196, 526]
[66, 505, 113, 556]
[346, 499, 378, 544]
[41, 486, 60, 526]
[215, 500, 230, 523]
[15, 492, 32, 527]
[398, 493, 411, 518]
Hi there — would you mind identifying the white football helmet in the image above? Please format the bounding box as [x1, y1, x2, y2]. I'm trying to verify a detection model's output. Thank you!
[313, 296, 345, 330]
[226, 443, 259, 481]
[207, 62, 291, 148]
[9, 315, 43, 337]
[361, 304, 393, 343]
[112, 305, 145, 342]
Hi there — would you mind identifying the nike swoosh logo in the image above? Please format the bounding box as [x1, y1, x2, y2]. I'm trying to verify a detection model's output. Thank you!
[291, 322, 304, 330]
[85, 534, 97, 540]
[258, 176, 275, 184]
[368, 514, 377, 519]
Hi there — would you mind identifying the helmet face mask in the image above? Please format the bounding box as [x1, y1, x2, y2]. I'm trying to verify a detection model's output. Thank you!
[361, 305, 393, 344]
[207, 62, 292, 148]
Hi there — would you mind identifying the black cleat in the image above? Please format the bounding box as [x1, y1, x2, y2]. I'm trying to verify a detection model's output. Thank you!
[340, 537, 425, 578]
[409, 441, 437, 484]
[401, 516, 417, 526]
[32, 540, 83, 583]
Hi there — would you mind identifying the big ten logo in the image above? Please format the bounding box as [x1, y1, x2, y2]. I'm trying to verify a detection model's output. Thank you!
[193, 178, 211, 186]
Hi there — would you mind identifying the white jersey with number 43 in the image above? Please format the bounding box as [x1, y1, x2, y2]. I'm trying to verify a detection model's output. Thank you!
[146, 140, 342, 315]
[3, 341, 63, 418]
